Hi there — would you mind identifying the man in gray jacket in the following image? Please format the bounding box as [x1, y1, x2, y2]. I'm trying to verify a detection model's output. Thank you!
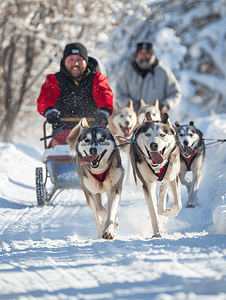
[115, 41, 182, 114]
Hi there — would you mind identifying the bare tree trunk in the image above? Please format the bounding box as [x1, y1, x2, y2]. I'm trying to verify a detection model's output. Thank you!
[0, 36, 35, 142]
[0, 0, 119, 142]
[0, 39, 17, 140]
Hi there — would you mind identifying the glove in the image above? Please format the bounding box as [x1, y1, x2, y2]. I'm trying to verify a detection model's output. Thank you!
[93, 110, 109, 127]
[44, 108, 61, 124]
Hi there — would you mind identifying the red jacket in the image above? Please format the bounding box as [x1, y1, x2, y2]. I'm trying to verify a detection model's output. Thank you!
[37, 58, 113, 118]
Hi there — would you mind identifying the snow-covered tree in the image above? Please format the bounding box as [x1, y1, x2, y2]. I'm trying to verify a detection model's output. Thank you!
[103, 0, 226, 115]
[1, 0, 226, 142]
[0, 0, 134, 142]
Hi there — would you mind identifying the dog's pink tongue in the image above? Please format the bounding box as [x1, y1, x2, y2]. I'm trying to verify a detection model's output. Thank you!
[122, 127, 130, 137]
[80, 155, 98, 165]
[150, 152, 164, 164]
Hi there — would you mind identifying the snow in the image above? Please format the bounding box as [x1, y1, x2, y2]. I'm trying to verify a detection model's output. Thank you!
[154, 27, 187, 71]
[42, 145, 71, 161]
[1, 7, 226, 300]
[1, 107, 226, 300]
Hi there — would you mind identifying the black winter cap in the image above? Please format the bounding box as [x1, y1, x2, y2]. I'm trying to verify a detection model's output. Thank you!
[136, 42, 153, 53]
[63, 43, 88, 63]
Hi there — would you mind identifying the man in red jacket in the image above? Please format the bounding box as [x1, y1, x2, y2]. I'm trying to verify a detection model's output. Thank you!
[37, 42, 113, 135]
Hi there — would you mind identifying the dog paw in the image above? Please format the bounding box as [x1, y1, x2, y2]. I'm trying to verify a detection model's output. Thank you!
[165, 207, 180, 218]
[165, 208, 172, 217]
[185, 202, 196, 208]
[102, 231, 115, 240]
[158, 209, 164, 216]
[152, 231, 164, 238]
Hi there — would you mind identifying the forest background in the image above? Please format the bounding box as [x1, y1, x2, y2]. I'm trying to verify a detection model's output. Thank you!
[0, 0, 226, 144]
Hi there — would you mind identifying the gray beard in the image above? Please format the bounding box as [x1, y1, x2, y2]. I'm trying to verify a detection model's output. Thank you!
[135, 55, 156, 69]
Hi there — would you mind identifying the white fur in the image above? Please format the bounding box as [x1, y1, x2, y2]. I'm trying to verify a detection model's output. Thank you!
[67, 119, 124, 240]
[109, 100, 137, 185]
[175, 123, 205, 208]
[130, 114, 182, 238]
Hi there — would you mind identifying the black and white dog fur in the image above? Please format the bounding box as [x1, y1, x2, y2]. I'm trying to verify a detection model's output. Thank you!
[67, 118, 124, 239]
[174, 121, 205, 208]
[130, 112, 182, 237]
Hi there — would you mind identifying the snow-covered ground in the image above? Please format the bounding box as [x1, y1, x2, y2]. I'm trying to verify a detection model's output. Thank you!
[1, 99, 226, 300]
[1, 9, 226, 299]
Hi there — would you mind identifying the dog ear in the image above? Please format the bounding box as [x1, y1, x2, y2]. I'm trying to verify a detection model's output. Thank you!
[174, 121, 180, 127]
[162, 114, 176, 135]
[100, 116, 108, 128]
[127, 99, 134, 109]
[162, 113, 173, 126]
[81, 118, 89, 129]
[140, 99, 146, 107]
[190, 121, 194, 126]
[154, 99, 159, 109]
[67, 118, 89, 157]
[162, 113, 169, 124]
[145, 111, 153, 122]
[114, 99, 120, 109]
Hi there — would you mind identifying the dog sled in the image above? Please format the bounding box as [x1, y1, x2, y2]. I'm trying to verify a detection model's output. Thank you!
[35, 118, 94, 206]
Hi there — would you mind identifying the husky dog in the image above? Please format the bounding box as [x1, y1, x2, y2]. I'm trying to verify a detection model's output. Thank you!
[174, 121, 205, 208]
[109, 99, 137, 144]
[130, 112, 182, 237]
[137, 99, 161, 124]
[109, 99, 137, 184]
[67, 118, 124, 239]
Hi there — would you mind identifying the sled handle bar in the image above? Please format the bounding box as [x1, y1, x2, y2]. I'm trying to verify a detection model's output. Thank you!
[42, 118, 95, 149]
[61, 117, 95, 122]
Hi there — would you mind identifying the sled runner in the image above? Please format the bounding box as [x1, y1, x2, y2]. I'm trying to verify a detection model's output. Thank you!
[35, 118, 94, 206]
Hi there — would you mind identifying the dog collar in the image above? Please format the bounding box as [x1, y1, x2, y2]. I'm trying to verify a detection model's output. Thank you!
[89, 165, 111, 183]
[115, 135, 128, 145]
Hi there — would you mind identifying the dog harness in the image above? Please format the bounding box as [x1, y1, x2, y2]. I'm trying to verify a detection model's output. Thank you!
[115, 135, 128, 146]
[89, 165, 111, 183]
[135, 140, 175, 181]
[181, 152, 197, 171]
[148, 160, 170, 181]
